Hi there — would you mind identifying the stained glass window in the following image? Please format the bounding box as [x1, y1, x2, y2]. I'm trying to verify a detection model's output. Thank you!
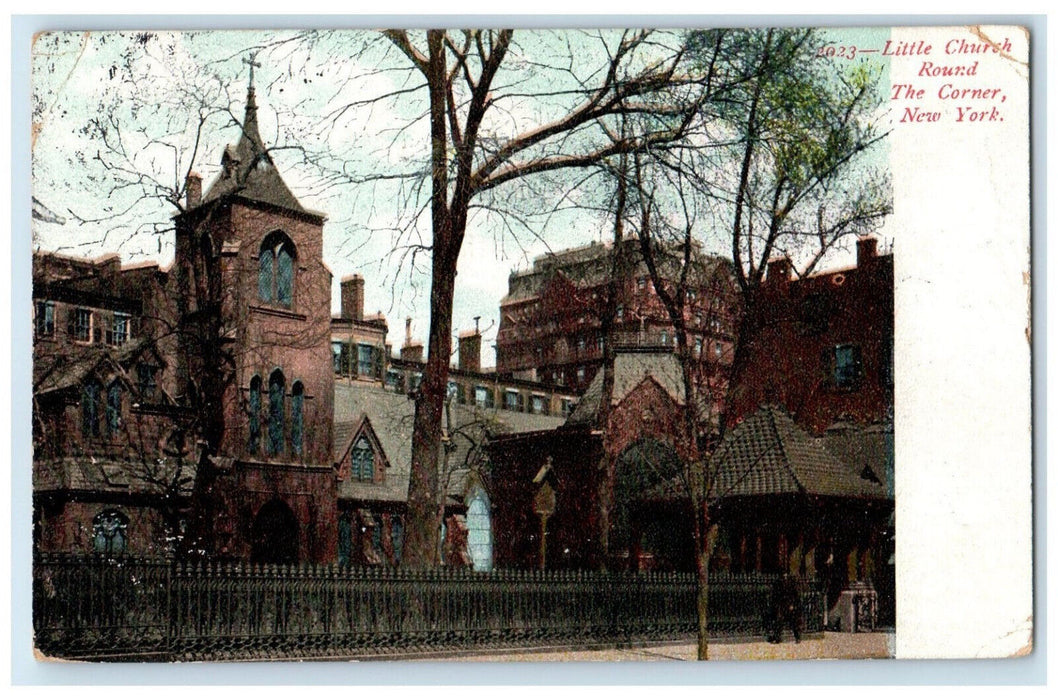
[258, 249, 273, 302]
[391, 516, 404, 565]
[337, 513, 352, 566]
[92, 510, 128, 556]
[467, 490, 493, 572]
[276, 246, 294, 306]
[82, 380, 102, 438]
[291, 381, 304, 457]
[268, 370, 285, 455]
[259, 233, 297, 307]
[248, 375, 262, 454]
[106, 381, 122, 435]
[353, 437, 373, 480]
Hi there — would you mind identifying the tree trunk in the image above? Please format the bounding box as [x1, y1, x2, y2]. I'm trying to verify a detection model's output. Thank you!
[402, 238, 459, 568]
[719, 289, 764, 436]
[400, 31, 459, 569]
[696, 504, 711, 660]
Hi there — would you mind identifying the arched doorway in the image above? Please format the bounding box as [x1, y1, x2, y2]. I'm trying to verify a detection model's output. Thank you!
[251, 499, 299, 564]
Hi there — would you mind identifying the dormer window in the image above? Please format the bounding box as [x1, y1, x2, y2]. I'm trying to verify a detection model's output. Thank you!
[258, 232, 296, 308]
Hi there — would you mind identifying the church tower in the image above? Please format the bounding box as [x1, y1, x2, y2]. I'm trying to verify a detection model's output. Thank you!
[173, 62, 336, 563]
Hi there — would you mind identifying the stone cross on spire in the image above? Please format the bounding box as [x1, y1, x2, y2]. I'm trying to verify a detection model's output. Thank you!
[242, 51, 262, 90]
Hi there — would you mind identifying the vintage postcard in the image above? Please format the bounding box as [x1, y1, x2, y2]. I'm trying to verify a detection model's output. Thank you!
[24, 24, 1031, 666]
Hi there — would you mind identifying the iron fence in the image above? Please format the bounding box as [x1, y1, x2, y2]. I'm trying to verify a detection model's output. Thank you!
[33, 554, 823, 660]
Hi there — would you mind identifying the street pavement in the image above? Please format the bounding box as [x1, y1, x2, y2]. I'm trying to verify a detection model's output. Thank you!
[426, 632, 893, 662]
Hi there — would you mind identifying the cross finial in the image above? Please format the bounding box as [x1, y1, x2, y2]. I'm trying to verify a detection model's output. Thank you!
[242, 51, 262, 89]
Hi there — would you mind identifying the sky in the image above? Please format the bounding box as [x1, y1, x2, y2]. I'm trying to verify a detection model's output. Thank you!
[30, 27, 894, 366]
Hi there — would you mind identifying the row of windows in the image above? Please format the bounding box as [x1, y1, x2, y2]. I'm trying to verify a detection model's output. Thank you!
[35, 301, 132, 347]
[248, 370, 306, 458]
[539, 366, 589, 387]
[332, 341, 382, 379]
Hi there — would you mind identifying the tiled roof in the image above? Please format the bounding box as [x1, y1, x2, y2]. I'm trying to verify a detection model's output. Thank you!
[822, 419, 894, 495]
[710, 406, 889, 500]
[34, 457, 195, 497]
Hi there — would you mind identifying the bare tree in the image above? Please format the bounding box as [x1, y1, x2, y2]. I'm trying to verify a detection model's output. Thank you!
[378, 29, 708, 567]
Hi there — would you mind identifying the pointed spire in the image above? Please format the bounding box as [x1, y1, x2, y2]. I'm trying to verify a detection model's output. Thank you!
[198, 52, 310, 216]
[238, 51, 264, 160]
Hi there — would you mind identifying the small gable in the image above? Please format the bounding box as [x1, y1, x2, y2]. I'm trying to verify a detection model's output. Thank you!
[335, 416, 390, 484]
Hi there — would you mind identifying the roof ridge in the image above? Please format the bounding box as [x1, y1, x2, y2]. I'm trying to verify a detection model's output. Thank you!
[767, 406, 806, 495]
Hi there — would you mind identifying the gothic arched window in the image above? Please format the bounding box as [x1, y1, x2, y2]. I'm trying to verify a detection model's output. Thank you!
[106, 381, 123, 436]
[82, 379, 103, 438]
[258, 232, 297, 307]
[92, 509, 129, 556]
[467, 489, 494, 572]
[267, 370, 285, 456]
[248, 375, 262, 455]
[352, 437, 374, 481]
[290, 381, 304, 457]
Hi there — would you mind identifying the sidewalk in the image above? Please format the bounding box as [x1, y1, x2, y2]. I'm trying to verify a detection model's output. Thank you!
[426, 632, 893, 662]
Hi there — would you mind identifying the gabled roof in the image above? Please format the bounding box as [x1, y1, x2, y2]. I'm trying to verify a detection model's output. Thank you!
[200, 85, 310, 217]
[34, 338, 149, 396]
[710, 405, 889, 500]
[34, 338, 165, 399]
[334, 382, 565, 505]
[567, 351, 685, 426]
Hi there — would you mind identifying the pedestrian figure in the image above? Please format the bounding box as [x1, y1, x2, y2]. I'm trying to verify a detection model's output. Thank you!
[766, 573, 802, 643]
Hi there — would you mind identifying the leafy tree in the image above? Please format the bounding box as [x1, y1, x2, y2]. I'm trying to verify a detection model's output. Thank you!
[616, 27, 890, 658]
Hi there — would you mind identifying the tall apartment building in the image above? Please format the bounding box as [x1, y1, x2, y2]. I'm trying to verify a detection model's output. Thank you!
[495, 239, 739, 394]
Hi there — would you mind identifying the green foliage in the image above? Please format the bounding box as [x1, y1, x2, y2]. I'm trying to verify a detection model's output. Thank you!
[684, 28, 891, 283]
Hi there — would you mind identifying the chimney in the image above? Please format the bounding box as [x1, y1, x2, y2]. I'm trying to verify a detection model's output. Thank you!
[97, 253, 121, 277]
[766, 256, 792, 286]
[458, 317, 482, 374]
[401, 317, 423, 363]
[857, 236, 878, 267]
[340, 274, 365, 321]
[185, 172, 202, 210]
